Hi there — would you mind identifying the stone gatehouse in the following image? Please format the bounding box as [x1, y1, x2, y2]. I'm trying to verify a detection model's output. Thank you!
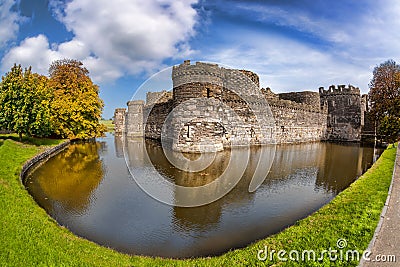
[114, 60, 368, 153]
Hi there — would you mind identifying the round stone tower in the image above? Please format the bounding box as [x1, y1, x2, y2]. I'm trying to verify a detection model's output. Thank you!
[172, 60, 224, 106]
[170, 60, 226, 152]
[319, 85, 362, 141]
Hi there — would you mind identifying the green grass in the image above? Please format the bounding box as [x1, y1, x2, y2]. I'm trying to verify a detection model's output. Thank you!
[100, 119, 115, 132]
[0, 137, 396, 266]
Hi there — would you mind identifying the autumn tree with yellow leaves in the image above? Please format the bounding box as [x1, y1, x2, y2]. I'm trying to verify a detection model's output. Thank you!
[48, 59, 105, 139]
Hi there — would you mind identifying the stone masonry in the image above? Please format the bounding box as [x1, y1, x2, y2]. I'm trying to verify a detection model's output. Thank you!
[115, 60, 368, 152]
[319, 85, 364, 141]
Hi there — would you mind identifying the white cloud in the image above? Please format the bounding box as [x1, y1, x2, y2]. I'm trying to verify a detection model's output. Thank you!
[203, 0, 400, 94]
[236, 1, 400, 66]
[2, 0, 199, 82]
[56, 0, 198, 78]
[57, 39, 89, 60]
[0, 0, 24, 48]
[206, 32, 371, 94]
[1, 35, 59, 74]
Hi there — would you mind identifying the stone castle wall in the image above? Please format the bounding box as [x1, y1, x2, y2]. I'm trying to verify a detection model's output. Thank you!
[144, 99, 173, 140]
[268, 98, 327, 143]
[278, 91, 321, 109]
[115, 61, 366, 152]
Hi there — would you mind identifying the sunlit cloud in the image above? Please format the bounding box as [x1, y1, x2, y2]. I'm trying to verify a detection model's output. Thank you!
[1, 0, 199, 82]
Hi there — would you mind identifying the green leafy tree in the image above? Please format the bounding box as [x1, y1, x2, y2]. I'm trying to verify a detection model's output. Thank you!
[49, 59, 105, 139]
[369, 60, 400, 144]
[378, 115, 400, 144]
[0, 64, 53, 140]
[28, 73, 53, 137]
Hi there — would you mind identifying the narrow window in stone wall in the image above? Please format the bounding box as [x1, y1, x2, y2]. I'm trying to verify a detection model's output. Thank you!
[331, 100, 335, 107]
[207, 88, 211, 98]
[348, 98, 352, 106]
[187, 125, 190, 138]
[281, 126, 285, 132]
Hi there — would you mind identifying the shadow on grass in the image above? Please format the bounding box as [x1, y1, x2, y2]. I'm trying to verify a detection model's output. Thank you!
[0, 134, 64, 146]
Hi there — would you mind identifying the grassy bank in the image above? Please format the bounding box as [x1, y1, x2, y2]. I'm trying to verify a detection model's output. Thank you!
[100, 119, 115, 132]
[0, 138, 396, 266]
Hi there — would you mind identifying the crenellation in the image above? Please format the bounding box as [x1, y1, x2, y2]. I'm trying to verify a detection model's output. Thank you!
[320, 84, 360, 95]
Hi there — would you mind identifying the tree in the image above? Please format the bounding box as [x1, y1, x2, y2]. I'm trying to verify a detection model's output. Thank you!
[28, 73, 53, 137]
[48, 59, 105, 139]
[0, 65, 53, 140]
[368, 59, 400, 144]
[378, 115, 400, 144]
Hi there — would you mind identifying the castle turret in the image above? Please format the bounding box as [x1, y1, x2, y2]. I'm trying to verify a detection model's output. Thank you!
[114, 108, 126, 135]
[170, 61, 225, 152]
[172, 60, 224, 106]
[169, 60, 274, 153]
[319, 85, 362, 141]
[126, 100, 144, 137]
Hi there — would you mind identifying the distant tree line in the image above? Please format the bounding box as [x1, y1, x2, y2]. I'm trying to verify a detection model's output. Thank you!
[0, 59, 105, 140]
[369, 59, 400, 145]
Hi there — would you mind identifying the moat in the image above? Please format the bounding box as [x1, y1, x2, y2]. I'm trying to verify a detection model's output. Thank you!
[25, 133, 380, 258]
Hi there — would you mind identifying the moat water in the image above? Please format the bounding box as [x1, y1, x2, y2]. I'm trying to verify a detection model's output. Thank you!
[25, 133, 380, 258]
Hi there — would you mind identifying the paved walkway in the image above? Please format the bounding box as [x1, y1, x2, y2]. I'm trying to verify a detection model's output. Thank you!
[360, 145, 400, 266]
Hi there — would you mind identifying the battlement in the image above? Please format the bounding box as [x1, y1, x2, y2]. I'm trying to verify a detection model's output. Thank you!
[319, 84, 360, 95]
[172, 60, 260, 89]
[172, 60, 224, 88]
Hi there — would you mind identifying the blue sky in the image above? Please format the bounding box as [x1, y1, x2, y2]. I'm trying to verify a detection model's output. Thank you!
[1, 0, 400, 119]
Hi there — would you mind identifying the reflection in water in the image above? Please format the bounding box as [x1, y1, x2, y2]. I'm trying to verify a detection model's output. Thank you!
[26, 134, 381, 258]
[316, 143, 374, 193]
[26, 141, 104, 214]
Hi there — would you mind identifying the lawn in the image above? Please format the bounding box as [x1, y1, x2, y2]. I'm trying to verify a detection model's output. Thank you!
[100, 119, 115, 132]
[0, 137, 396, 266]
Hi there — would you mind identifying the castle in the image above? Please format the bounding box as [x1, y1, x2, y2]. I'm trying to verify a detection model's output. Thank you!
[114, 60, 370, 153]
